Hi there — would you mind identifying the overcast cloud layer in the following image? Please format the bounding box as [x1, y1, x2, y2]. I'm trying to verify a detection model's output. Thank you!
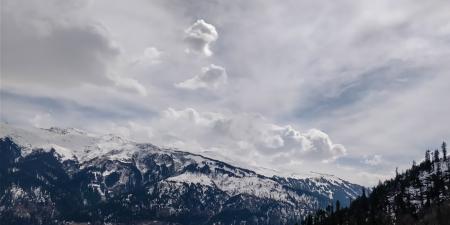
[1, 0, 450, 186]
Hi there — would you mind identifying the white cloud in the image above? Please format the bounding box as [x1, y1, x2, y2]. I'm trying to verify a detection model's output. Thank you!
[175, 64, 227, 90]
[363, 155, 383, 166]
[151, 107, 346, 164]
[108, 73, 148, 96]
[138, 47, 162, 65]
[30, 113, 54, 128]
[89, 121, 154, 142]
[184, 19, 218, 56]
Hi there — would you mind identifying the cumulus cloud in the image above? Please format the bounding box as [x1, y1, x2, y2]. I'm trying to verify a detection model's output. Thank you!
[175, 64, 227, 90]
[108, 74, 148, 96]
[184, 19, 218, 56]
[137, 47, 162, 65]
[151, 107, 346, 163]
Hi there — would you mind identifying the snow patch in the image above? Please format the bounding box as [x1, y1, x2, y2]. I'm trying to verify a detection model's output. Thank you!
[167, 172, 214, 186]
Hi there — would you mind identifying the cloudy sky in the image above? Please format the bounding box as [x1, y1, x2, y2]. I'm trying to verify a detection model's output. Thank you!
[1, 0, 450, 186]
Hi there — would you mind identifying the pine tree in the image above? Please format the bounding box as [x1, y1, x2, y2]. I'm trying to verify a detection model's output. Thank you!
[442, 142, 447, 161]
[425, 150, 432, 171]
[434, 149, 440, 163]
[446, 160, 450, 195]
[425, 150, 431, 162]
[326, 203, 333, 215]
[433, 162, 443, 204]
[306, 215, 313, 225]
[362, 187, 367, 198]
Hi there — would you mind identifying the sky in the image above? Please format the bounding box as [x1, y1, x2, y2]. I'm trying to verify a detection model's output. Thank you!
[1, 0, 450, 186]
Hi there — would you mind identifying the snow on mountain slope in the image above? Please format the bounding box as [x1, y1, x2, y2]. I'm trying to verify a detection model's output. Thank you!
[0, 123, 152, 162]
[0, 123, 363, 224]
[0, 124, 352, 178]
[388, 159, 450, 211]
[0, 123, 362, 201]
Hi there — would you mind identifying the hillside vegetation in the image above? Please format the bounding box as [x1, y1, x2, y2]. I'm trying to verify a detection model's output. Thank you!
[302, 142, 450, 225]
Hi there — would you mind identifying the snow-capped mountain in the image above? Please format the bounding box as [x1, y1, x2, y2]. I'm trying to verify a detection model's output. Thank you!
[0, 124, 363, 225]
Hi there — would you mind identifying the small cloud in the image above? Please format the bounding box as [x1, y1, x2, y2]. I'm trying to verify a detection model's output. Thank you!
[30, 113, 53, 128]
[175, 64, 227, 90]
[363, 155, 383, 166]
[184, 19, 218, 57]
[109, 74, 148, 96]
[139, 47, 162, 65]
[162, 107, 226, 127]
[91, 121, 154, 142]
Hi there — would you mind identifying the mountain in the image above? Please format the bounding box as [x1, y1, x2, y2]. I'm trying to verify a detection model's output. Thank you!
[302, 144, 450, 225]
[0, 124, 363, 225]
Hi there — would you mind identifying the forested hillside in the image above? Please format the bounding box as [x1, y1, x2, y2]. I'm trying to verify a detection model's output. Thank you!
[302, 142, 450, 225]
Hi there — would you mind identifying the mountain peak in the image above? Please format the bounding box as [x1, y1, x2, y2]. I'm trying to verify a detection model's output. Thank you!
[44, 127, 87, 135]
[0, 124, 364, 224]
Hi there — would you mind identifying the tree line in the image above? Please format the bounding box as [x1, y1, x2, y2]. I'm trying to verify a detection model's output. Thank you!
[300, 142, 450, 225]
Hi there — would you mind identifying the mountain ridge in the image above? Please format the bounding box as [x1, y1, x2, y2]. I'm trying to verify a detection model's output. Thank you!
[0, 123, 361, 185]
[0, 123, 363, 224]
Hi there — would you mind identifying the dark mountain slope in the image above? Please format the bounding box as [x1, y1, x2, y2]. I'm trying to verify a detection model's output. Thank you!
[303, 143, 450, 225]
